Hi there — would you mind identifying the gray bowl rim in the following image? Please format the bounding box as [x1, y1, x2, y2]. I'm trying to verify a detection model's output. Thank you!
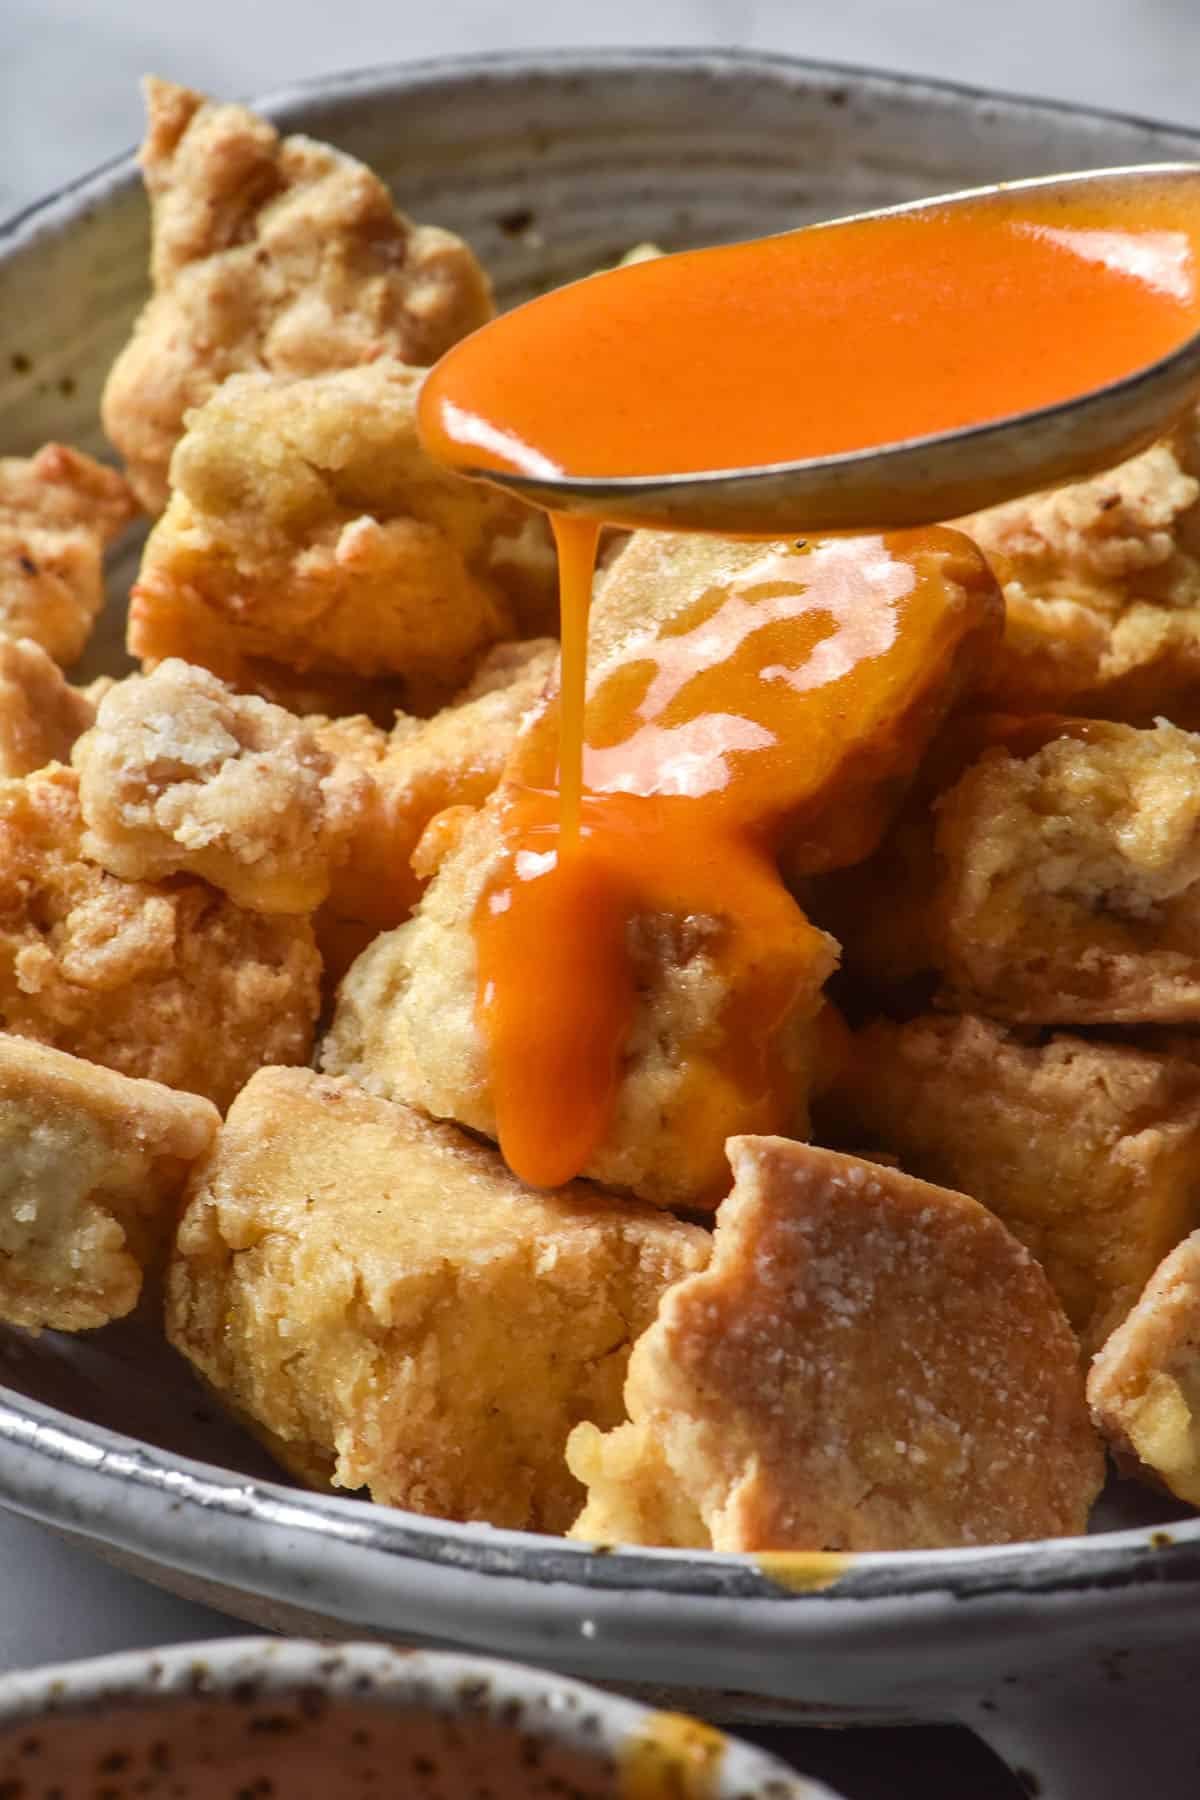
[2, 44, 1200, 1635]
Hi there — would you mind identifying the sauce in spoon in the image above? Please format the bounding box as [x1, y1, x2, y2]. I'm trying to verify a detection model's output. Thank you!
[418, 171, 1200, 1189]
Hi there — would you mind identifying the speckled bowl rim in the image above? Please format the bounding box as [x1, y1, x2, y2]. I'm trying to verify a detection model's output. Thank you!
[0, 1635, 832, 1797]
[1, 46, 1200, 1656]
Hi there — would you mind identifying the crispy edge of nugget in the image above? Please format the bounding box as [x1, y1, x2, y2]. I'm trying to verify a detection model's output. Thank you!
[568, 1138, 1103, 1552]
[0, 1032, 217, 1331]
[0, 445, 137, 664]
[1088, 1231, 1200, 1506]
[0, 638, 97, 778]
[165, 1066, 710, 1530]
[818, 1013, 1200, 1354]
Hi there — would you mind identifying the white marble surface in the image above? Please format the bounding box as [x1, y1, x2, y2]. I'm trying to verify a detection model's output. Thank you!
[0, 3, 1197, 1791]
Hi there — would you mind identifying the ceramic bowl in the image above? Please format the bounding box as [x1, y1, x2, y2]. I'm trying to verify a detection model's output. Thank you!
[0, 1636, 840, 1799]
[2, 48, 1200, 1800]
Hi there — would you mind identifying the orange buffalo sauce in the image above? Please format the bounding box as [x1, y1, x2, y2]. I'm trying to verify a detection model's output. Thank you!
[418, 179, 1200, 1191]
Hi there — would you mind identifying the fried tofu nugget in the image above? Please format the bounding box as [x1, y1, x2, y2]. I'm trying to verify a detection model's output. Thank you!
[0, 445, 137, 663]
[820, 1014, 1200, 1354]
[567, 1139, 1102, 1551]
[73, 659, 369, 915]
[0, 763, 319, 1108]
[0, 1034, 217, 1331]
[0, 639, 97, 778]
[130, 362, 553, 707]
[166, 1067, 709, 1528]
[958, 423, 1200, 722]
[102, 77, 493, 513]
[820, 719, 1200, 1019]
[322, 795, 838, 1210]
[1088, 1232, 1200, 1504]
[316, 637, 556, 943]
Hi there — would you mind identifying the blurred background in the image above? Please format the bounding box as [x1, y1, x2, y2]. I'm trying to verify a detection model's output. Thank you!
[3, 0, 1200, 219]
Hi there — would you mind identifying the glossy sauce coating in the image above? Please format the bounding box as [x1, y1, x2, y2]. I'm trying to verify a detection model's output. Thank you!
[475, 529, 999, 1188]
[420, 182, 1192, 1192]
[419, 181, 1200, 483]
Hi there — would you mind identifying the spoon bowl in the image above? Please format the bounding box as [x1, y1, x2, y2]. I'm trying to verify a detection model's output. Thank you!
[464, 163, 1200, 534]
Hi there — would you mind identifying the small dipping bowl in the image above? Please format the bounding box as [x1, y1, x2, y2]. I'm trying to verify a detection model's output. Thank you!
[0, 1637, 844, 1800]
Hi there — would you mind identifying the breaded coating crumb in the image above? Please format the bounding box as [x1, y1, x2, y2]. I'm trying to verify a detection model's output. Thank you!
[936, 720, 1200, 1021]
[0, 763, 319, 1108]
[818, 719, 1200, 1017]
[166, 1067, 709, 1529]
[1088, 1232, 1200, 1504]
[0, 639, 97, 778]
[102, 77, 494, 512]
[958, 423, 1200, 722]
[316, 637, 556, 942]
[322, 794, 837, 1211]
[73, 659, 369, 915]
[820, 1014, 1200, 1353]
[0, 1033, 217, 1331]
[568, 1139, 1102, 1551]
[0, 445, 137, 663]
[129, 362, 553, 706]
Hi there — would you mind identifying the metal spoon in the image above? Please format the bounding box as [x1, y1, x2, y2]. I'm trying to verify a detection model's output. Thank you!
[479, 163, 1200, 535]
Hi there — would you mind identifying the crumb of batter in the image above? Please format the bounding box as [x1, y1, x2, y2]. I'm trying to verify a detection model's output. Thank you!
[0, 445, 137, 663]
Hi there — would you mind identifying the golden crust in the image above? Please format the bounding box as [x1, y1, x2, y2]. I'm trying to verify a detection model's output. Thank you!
[315, 637, 556, 946]
[820, 1014, 1200, 1354]
[129, 362, 552, 705]
[0, 638, 97, 778]
[568, 1138, 1102, 1551]
[73, 658, 369, 915]
[936, 721, 1200, 1021]
[0, 763, 319, 1109]
[1088, 1231, 1200, 1504]
[817, 718, 1200, 1019]
[166, 1066, 709, 1529]
[321, 794, 837, 1211]
[958, 423, 1200, 722]
[102, 77, 494, 512]
[0, 1033, 217, 1331]
[0, 445, 137, 664]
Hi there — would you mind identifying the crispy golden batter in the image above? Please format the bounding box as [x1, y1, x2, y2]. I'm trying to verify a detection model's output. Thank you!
[102, 77, 493, 513]
[937, 720, 1200, 1020]
[129, 362, 553, 707]
[820, 1014, 1200, 1354]
[568, 1138, 1102, 1551]
[0, 445, 137, 664]
[818, 719, 1200, 1018]
[1088, 1232, 1200, 1503]
[316, 638, 556, 942]
[322, 795, 837, 1210]
[958, 422, 1200, 722]
[0, 763, 319, 1108]
[0, 1033, 217, 1331]
[0, 639, 97, 778]
[166, 1066, 709, 1528]
[73, 658, 369, 915]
